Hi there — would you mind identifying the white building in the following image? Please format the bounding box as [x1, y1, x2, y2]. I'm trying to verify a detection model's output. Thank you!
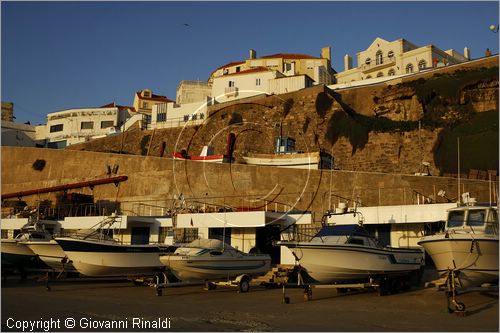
[336, 37, 470, 84]
[1, 121, 38, 147]
[37, 103, 135, 148]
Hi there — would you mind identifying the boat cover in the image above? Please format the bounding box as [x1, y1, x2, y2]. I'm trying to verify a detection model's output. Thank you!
[186, 238, 235, 250]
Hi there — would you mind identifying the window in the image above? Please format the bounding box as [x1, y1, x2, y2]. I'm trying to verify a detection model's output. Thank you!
[236, 66, 241, 73]
[228, 81, 235, 87]
[101, 121, 114, 129]
[143, 90, 151, 98]
[80, 121, 93, 130]
[388, 51, 394, 58]
[376, 72, 383, 77]
[365, 75, 372, 79]
[376, 51, 383, 65]
[365, 58, 371, 65]
[418, 60, 427, 70]
[142, 102, 149, 109]
[191, 114, 198, 120]
[388, 69, 396, 76]
[183, 115, 189, 122]
[406, 63, 414, 73]
[49, 124, 63, 133]
[467, 210, 486, 227]
[157, 113, 166, 122]
[256, 78, 261, 86]
[447, 211, 465, 228]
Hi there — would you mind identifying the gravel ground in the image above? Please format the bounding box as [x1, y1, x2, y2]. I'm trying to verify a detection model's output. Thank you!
[1, 275, 498, 332]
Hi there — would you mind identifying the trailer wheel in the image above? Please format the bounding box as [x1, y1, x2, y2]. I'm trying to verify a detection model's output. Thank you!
[455, 302, 466, 312]
[238, 276, 250, 293]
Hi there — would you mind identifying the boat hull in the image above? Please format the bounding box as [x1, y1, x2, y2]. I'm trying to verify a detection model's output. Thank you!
[1, 239, 48, 269]
[55, 238, 165, 277]
[418, 234, 498, 288]
[242, 152, 321, 169]
[161, 255, 271, 282]
[280, 242, 423, 283]
[23, 240, 77, 272]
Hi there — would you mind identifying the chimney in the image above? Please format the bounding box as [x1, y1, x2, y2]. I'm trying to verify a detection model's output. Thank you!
[344, 54, 353, 71]
[464, 47, 470, 60]
[321, 46, 331, 61]
[249, 49, 257, 60]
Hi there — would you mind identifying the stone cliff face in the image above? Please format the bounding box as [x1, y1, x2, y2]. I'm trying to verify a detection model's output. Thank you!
[69, 57, 499, 178]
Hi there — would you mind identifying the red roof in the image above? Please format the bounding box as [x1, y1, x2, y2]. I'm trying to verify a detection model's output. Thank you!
[260, 53, 319, 60]
[222, 67, 273, 77]
[135, 92, 174, 103]
[216, 60, 245, 71]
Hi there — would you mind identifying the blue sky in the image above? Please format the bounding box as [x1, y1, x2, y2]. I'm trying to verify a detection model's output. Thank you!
[2, 1, 499, 125]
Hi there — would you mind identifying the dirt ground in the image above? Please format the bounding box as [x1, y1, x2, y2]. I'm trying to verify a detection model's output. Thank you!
[1, 276, 498, 332]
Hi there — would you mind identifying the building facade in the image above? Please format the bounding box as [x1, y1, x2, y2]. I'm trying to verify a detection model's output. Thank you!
[336, 37, 470, 83]
[133, 89, 174, 115]
[209, 47, 336, 86]
[176, 80, 212, 105]
[37, 103, 135, 148]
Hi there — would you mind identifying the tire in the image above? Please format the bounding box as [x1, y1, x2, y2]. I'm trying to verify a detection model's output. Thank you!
[239, 277, 250, 293]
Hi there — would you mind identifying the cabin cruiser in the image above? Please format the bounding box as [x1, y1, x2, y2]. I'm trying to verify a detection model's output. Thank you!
[418, 205, 498, 288]
[1, 226, 51, 270]
[55, 214, 173, 277]
[277, 223, 424, 284]
[160, 239, 271, 282]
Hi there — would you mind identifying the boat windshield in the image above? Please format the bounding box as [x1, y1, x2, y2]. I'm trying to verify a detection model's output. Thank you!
[447, 211, 465, 228]
[466, 209, 487, 227]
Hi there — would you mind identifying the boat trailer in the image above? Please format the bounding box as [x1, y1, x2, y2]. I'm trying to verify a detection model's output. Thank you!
[150, 271, 253, 296]
[281, 266, 416, 303]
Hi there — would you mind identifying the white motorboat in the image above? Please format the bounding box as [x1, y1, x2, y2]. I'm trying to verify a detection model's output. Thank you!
[418, 205, 498, 288]
[54, 214, 174, 277]
[277, 223, 424, 284]
[160, 239, 271, 282]
[22, 240, 77, 272]
[55, 237, 169, 277]
[1, 226, 51, 270]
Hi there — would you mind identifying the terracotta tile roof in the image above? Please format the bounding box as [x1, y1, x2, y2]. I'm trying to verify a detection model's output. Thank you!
[260, 53, 320, 60]
[222, 66, 273, 77]
[135, 92, 174, 103]
[216, 60, 245, 71]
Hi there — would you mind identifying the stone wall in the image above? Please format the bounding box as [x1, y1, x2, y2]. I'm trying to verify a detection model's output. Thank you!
[2, 147, 497, 225]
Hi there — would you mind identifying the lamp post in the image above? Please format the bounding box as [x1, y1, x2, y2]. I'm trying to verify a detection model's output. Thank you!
[490, 24, 499, 33]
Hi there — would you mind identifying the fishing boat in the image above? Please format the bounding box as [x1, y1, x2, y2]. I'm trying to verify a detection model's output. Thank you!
[172, 146, 224, 163]
[242, 136, 332, 169]
[277, 221, 424, 284]
[160, 239, 271, 282]
[54, 214, 173, 277]
[417, 204, 498, 288]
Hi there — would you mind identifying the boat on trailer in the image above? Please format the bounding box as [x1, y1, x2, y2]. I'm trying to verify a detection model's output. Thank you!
[418, 204, 498, 289]
[277, 221, 424, 285]
[1, 226, 51, 270]
[159, 239, 271, 284]
[55, 214, 174, 277]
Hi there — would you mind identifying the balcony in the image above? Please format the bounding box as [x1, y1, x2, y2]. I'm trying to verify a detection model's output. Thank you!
[224, 86, 239, 97]
[361, 57, 396, 73]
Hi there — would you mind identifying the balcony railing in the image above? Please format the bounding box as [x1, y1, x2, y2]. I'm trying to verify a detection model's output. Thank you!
[361, 57, 396, 73]
[224, 86, 239, 97]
